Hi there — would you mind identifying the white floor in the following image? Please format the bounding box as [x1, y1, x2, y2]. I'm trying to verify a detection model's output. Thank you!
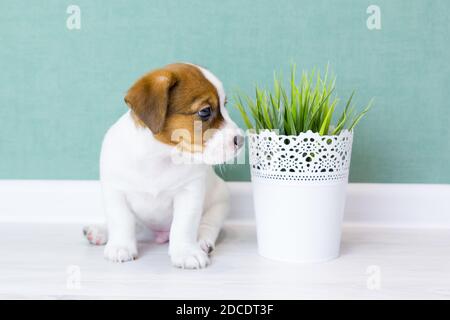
[0, 222, 449, 299]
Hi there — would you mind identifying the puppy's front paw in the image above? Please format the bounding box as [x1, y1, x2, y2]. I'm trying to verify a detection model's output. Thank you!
[104, 242, 138, 263]
[170, 245, 210, 269]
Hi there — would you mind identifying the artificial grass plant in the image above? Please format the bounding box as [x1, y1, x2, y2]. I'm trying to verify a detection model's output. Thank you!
[234, 64, 373, 136]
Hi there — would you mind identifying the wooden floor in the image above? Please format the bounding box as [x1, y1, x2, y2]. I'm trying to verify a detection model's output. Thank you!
[0, 222, 449, 299]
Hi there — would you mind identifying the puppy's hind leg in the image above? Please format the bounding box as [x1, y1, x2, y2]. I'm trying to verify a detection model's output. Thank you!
[84, 223, 145, 246]
[198, 181, 230, 254]
[83, 225, 108, 246]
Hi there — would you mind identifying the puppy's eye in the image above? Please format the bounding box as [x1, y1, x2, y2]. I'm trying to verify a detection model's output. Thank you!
[198, 107, 212, 121]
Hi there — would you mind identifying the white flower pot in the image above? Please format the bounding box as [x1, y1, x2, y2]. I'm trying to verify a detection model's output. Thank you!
[248, 130, 354, 263]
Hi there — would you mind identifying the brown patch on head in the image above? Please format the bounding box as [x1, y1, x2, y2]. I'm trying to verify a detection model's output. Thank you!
[125, 69, 176, 133]
[125, 63, 225, 152]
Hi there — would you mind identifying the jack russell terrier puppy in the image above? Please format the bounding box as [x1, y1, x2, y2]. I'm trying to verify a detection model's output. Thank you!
[83, 63, 243, 269]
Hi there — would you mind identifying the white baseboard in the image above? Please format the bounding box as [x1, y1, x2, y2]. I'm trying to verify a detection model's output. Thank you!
[0, 180, 449, 228]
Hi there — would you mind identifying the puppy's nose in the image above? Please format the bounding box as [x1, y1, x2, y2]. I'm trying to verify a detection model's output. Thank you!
[233, 135, 244, 149]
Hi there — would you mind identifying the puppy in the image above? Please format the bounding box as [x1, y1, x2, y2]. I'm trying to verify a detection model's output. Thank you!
[83, 63, 243, 269]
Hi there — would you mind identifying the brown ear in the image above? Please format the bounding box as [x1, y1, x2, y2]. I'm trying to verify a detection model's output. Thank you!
[124, 70, 177, 134]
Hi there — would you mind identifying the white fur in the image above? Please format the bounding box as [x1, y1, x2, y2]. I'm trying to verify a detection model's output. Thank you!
[88, 65, 241, 269]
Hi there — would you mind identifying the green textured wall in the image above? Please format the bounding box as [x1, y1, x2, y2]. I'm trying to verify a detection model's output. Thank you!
[1, 0, 449, 183]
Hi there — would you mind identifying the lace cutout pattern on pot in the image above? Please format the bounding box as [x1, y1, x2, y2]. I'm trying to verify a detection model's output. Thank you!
[248, 130, 353, 182]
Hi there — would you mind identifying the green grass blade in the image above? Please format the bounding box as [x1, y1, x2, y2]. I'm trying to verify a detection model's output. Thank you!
[234, 95, 254, 129]
[319, 99, 337, 135]
[348, 99, 374, 131]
